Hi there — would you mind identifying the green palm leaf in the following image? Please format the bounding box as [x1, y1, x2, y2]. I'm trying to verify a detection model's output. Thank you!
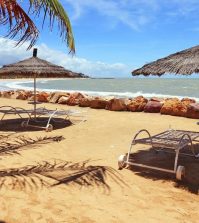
[0, 0, 39, 49]
[0, 0, 75, 53]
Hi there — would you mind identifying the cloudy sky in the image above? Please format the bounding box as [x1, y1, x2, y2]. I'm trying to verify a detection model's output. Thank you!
[1, 0, 199, 77]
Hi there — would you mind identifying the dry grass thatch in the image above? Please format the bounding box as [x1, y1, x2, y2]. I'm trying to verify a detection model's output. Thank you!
[132, 45, 199, 76]
[0, 56, 86, 78]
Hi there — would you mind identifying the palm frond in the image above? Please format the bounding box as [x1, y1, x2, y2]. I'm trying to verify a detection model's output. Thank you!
[0, 160, 127, 191]
[29, 0, 75, 53]
[0, 134, 64, 156]
[0, 0, 75, 53]
[0, 0, 39, 49]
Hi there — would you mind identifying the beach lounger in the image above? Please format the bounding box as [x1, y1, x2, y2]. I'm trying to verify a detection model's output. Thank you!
[118, 129, 199, 180]
[0, 106, 32, 120]
[0, 106, 86, 132]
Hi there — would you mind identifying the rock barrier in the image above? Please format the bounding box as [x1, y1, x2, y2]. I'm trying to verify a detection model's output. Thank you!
[0, 90, 199, 119]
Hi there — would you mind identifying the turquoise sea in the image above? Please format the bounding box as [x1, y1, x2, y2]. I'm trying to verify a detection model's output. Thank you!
[0, 78, 199, 101]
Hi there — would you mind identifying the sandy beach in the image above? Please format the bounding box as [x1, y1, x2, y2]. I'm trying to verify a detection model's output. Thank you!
[0, 97, 198, 223]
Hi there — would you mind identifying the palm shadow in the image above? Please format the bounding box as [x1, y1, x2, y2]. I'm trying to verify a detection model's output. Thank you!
[0, 160, 127, 193]
[126, 145, 199, 194]
[0, 118, 72, 132]
[0, 133, 64, 156]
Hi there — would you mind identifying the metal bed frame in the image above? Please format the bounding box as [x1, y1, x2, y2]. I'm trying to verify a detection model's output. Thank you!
[0, 106, 86, 132]
[118, 129, 199, 180]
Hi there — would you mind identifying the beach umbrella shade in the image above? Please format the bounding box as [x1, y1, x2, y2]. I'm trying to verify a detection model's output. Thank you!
[132, 45, 199, 76]
[0, 48, 84, 116]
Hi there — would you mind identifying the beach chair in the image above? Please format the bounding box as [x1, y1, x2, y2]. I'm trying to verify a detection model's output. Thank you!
[118, 129, 199, 180]
[21, 107, 87, 131]
[0, 106, 86, 132]
[0, 106, 32, 120]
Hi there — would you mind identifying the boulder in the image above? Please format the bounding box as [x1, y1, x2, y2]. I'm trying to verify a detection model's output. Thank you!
[187, 103, 199, 119]
[90, 97, 108, 109]
[164, 97, 180, 102]
[144, 101, 163, 113]
[58, 96, 70, 104]
[127, 96, 148, 112]
[16, 90, 29, 100]
[160, 99, 187, 117]
[181, 98, 196, 105]
[1, 90, 15, 99]
[37, 92, 49, 102]
[106, 98, 129, 111]
[66, 92, 86, 106]
[79, 97, 93, 107]
[48, 92, 70, 103]
[150, 97, 164, 103]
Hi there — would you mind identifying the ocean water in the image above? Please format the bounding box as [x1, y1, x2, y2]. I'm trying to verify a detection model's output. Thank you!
[0, 78, 199, 101]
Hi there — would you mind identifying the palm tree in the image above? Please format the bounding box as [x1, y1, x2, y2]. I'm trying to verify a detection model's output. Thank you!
[0, 0, 75, 53]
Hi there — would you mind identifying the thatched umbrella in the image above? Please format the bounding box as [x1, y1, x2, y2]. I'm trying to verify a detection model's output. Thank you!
[132, 45, 199, 76]
[0, 49, 83, 116]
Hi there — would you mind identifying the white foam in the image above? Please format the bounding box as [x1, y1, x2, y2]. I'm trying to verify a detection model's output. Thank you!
[1, 80, 199, 102]
[3, 80, 33, 90]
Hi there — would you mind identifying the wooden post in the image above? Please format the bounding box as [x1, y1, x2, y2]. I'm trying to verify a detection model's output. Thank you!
[33, 48, 37, 118]
[33, 48, 37, 57]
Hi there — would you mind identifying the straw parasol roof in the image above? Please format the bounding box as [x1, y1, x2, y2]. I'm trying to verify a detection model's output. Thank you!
[132, 45, 199, 76]
[0, 52, 87, 78]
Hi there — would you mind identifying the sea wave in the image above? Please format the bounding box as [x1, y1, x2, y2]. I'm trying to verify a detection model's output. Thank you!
[2, 79, 199, 101]
[3, 80, 33, 90]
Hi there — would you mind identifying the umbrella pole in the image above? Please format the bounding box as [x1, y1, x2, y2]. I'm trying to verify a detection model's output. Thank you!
[34, 74, 36, 119]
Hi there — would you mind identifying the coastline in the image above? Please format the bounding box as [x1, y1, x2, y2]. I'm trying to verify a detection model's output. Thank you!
[0, 89, 199, 119]
[1, 78, 199, 101]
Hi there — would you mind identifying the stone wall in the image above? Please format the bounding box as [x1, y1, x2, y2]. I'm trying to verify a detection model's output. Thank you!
[1, 90, 199, 119]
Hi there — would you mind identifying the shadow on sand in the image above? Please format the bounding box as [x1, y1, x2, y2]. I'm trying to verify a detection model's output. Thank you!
[0, 160, 127, 193]
[0, 118, 72, 132]
[126, 145, 199, 194]
[0, 133, 64, 156]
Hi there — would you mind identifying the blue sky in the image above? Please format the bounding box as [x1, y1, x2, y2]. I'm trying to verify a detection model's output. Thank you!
[1, 0, 199, 77]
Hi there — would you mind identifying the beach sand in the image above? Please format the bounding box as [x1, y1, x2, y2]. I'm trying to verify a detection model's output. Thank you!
[0, 97, 198, 223]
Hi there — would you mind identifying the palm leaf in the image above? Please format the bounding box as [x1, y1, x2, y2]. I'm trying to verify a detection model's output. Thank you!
[29, 0, 75, 53]
[0, 0, 39, 49]
[0, 0, 75, 53]
[0, 160, 127, 191]
[0, 134, 64, 156]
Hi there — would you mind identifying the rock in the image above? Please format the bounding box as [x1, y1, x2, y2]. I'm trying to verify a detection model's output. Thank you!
[48, 92, 70, 103]
[150, 97, 164, 103]
[160, 99, 187, 117]
[37, 92, 49, 102]
[187, 103, 199, 119]
[79, 97, 93, 107]
[1, 90, 15, 99]
[106, 98, 129, 111]
[144, 101, 163, 113]
[16, 90, 29, 100]
[58, 96, 70, 104]
[90, 97, 108, 109]
[181, 98, 196, 105]
[165, 98, 180, 102]
[66, 92, 86, 106]
[127, 96, 148, 112]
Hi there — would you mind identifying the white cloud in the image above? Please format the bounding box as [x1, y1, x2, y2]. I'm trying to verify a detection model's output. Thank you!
[0, 37, 130, 78]
[65, 0, 154, 30]
[64, 0, 199, 30]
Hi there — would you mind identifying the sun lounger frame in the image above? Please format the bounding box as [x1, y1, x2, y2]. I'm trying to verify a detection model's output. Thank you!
[118, 129, 199, 180]
[0, 106, 86, 131]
